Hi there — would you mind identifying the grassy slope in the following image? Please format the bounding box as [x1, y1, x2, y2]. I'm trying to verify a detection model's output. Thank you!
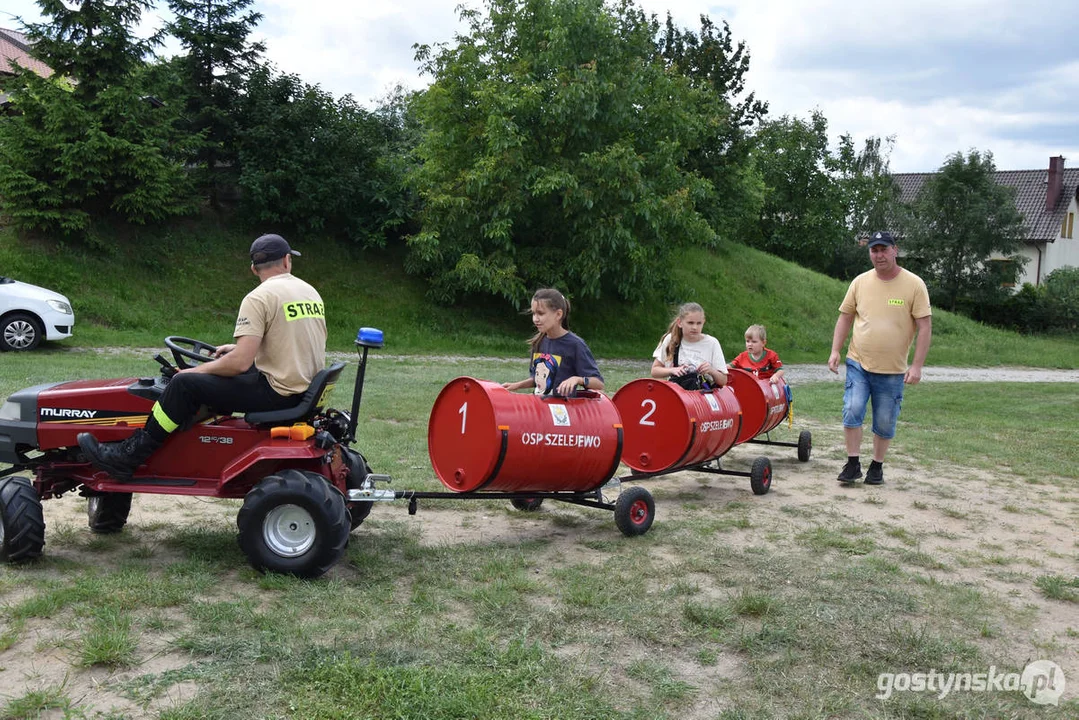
[2, 222, 1077, 366]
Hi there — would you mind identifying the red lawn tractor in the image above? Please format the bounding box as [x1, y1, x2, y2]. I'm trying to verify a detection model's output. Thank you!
[0, 330, 387, 578]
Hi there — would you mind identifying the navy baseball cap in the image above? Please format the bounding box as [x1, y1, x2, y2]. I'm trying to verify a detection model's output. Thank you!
[868, 231, 896, 248]
[250, 234, 301, 263]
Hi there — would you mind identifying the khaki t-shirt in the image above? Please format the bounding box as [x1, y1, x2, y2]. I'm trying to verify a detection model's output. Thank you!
[234, 273, 327, 395]
[839, 268, 931, 374]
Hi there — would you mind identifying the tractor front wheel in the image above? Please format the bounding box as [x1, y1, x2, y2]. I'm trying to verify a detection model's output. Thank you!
[237, 470, 349, 579]
[87, 492, 132, 534]
[0, 477, 46, 563]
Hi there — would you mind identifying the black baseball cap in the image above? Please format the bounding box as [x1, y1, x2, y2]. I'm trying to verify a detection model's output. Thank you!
[250, 233, 301, 263]
[867, 231, 896, 248]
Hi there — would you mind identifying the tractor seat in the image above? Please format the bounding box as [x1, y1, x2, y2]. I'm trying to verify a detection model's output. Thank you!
[244, 362, 346, 427]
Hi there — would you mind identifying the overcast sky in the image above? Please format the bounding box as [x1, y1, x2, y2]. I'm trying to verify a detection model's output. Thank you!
[4, 0, 1077, 173]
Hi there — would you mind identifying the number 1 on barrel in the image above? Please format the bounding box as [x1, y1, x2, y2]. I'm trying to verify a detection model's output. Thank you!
[458, 402, 467, 434]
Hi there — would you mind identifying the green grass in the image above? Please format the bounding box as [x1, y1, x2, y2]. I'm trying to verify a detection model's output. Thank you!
[1, 305, 1078, 717]
[3, 222, 1077, 365]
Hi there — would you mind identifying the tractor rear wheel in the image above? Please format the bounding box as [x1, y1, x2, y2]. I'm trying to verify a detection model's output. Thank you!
[87, 492, 132, 534]
[343, 449, 374, 531]
[0, 477, 46, 563]
[237, 469, 349, 578]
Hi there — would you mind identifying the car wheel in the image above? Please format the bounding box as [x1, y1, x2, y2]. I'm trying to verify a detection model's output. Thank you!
[0, 313, 44, 352]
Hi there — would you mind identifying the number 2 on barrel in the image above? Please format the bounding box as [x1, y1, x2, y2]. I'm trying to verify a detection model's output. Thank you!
[639, 399, 656, 426]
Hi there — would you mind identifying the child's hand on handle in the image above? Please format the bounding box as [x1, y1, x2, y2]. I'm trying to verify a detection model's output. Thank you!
[557, 377, 580, 396]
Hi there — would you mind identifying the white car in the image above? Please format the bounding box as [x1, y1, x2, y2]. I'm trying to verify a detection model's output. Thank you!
[0, 275, 75, 351]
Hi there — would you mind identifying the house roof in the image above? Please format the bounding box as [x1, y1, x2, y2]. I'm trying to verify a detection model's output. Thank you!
[0, 27, 52, 80]
[893, 167, 1079, 242]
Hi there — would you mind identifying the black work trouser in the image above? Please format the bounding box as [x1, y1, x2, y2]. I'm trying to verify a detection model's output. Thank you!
[145, 367, 300, 440]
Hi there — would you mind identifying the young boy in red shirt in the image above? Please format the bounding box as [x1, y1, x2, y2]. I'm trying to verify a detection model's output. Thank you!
[730, 324, 785, 384]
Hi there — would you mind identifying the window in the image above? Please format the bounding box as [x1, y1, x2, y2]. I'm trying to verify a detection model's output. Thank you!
[1068, 212, 1075, 239]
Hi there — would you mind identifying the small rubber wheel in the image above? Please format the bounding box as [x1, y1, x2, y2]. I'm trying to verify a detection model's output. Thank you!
[797, 430, 812, 462]
[750, 457, 772, 495]
[614, 487, 655, 536]
[237, 469, 349, 578]
[510, 497, 544, 512]
[87, 492, 133, 534]
[0, 477, 46, 563]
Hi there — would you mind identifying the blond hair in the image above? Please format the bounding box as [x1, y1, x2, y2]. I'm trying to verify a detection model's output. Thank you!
[745, 324, 767, 343]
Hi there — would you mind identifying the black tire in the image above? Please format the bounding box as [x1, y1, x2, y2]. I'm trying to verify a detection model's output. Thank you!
[343, 449, 374, 531]
[510, 497, 544, 512]
[87, 493, 133, 534]
[797, 430, 812, 462]
[0, 313, 44, 352]
[614, 487, 655, 537]
[0, 477, 46, 563]
[236, 469, 349, 579]
[750, 457, 772, 495]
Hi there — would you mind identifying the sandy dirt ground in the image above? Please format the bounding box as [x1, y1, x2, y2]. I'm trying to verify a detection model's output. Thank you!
[2, 419, 1075, 718]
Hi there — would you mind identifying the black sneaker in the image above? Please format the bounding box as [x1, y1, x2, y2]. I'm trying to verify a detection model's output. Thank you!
[837, 459, 862, 483]
[864, 463, 884, 485]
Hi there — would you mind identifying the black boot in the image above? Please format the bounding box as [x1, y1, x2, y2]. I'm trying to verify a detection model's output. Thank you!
[78, 429, 162, 481]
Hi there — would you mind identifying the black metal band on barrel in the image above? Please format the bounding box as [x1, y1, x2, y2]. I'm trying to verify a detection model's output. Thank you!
[475, 427, 510, 491]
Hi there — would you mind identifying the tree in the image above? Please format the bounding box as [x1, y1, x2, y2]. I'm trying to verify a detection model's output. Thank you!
[829, 134, 900, 278]
[231, 66, 410, 245]
[0, 0, 196, 237]
[750, 111, 846, 267]
[165, 0, 265, 205]
[904, 150, 1027, 311]
[406, 0, 721, 304]
[657, 13, 767, 242]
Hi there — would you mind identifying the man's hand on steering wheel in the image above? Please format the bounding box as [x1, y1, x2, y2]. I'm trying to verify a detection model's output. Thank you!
[164, 336, 220, 370]
[213, 344, 236, 358]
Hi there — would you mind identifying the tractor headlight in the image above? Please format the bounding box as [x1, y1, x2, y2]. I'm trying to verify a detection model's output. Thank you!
[46, 299, 73, 315]
[0, 401, 21, 421]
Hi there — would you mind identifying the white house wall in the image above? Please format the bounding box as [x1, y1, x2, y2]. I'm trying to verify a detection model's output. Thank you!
[1041, 195, 1079, 283]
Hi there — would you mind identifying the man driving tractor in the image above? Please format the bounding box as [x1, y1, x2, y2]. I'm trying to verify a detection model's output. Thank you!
[78, 233, 327, 480]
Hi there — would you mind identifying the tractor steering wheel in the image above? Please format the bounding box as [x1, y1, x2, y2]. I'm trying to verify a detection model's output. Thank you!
[164, 336, 219, 370]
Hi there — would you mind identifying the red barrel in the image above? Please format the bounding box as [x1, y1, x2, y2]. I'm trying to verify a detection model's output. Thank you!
[612, 379, 742, 474]
[427, 377, 623, 493]
[726, 367, 790, 444]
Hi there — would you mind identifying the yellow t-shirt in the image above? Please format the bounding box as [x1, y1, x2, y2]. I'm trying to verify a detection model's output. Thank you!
[234, 273, 327, 395]
[839, 268, 931, 374]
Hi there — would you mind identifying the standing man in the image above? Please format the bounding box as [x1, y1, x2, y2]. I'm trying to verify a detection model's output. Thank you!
[828, 231, 932, 485]
[79, 234, 327, 480]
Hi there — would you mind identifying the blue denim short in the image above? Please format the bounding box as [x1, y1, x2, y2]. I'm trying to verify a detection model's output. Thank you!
[842, 359, 905, 440]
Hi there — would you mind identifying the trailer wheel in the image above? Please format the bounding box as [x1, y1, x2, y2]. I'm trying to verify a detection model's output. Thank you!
[797, 430, 812, 462]
[87, 493, 132, 534]
[343, 449, 374, 531]
[750, 457, 772, 495]
[237, 469, 349, 579]
[510, 497, 544, 512]
[0, 477, 45, 563]
[614, 487, 655, 536]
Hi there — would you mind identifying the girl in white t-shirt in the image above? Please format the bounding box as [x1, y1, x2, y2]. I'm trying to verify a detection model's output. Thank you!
[650, 302, 728, 388]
